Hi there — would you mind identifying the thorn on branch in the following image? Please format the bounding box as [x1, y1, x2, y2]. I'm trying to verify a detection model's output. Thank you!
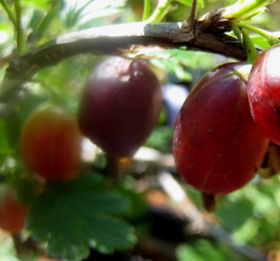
[181, 0, 198, 32]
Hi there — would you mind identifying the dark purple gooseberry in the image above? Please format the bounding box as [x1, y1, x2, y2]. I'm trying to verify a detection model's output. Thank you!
[78, 57, 162, 157]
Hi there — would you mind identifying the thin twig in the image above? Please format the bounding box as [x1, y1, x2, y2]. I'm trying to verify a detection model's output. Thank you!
[107, 154, 120, 180]
[157, 171, 268, 261]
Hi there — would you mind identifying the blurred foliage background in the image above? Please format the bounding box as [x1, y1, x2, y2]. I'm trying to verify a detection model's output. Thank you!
[1, 0, 280, 260]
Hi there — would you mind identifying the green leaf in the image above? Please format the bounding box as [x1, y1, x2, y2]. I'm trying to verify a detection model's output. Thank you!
[27, 174, 137, 261]
[176, 243, 205, 261]
[0, 120, 12, 165]
[152, 58, 193, 82]
[27, 10, 44, 32]
[215, 199, 253, 231]
[22, 0, 51, 9]
[115, 185, 148, 221]
[175, 0, 204, 7]
[177, 240, 245, 261]
[195, 240, 226, 261]
[64, 0, 126, 29]
[232, 218, 260, 243]
[33, 7, 60, 42]
[4, 111, 22, 150]
[64, 1, 91, 29]
[145, 126, 173, 152]
[150, 49, 215, 82]
[250, 35, 271, 49]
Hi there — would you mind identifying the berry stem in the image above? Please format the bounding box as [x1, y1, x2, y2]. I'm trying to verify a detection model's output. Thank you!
[107, 154, 120, 180]
[242, 29, 258, 64]
[142, 0, 151, 21]
[238, 23, 280, 46]
[14, 0, 25, 55]
[147, 0, 172, 23]
[202, 192, 216, 212]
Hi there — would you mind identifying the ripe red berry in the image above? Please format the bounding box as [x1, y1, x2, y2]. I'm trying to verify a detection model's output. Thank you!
[78, 57, 162, 157]
[21, 105, 82, 181]
[0, 187, 29, 234]
[173, 63, 269, 194]
[248, 44, 280, 145]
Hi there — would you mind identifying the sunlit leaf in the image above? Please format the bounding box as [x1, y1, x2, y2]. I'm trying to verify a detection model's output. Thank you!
[176, 243, 205, 261]
[63, 0, 127, 28]
[250, 35, 271, 49]
[232, 218, 260, 243]
[150, 49, 215, 82]
[27, 10, 44, 32]
[33, 7, 60, 42]
[22, 0, 52, 9]
[145, 126, 173, 152]
[176, 240, 244, 261]
[195, 240, 226, 261]
[175, 0, 204, 7]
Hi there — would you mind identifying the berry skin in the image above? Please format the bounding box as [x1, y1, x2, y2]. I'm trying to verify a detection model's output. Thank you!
[78, 57, 162, 157]
[21, 105, 82, 181]
[0, 187, 29, 234]
[248, 44, 280, 145]
[173, 63, 269, 194]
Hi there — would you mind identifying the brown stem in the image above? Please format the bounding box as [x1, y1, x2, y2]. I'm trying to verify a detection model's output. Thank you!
[12, 234, 39, 256]
[0, 13, 249, 120]
[202, 192, 216, 212]
[107, 154, 120, 179]
[11, 233, 22, 256]
[5, 19, 247, 82]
